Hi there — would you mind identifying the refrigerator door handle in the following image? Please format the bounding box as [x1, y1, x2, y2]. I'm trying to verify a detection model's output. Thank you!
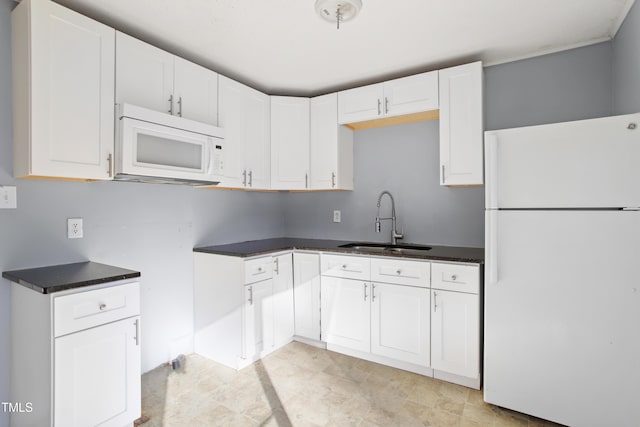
[486, 210, 498, 285]
[485, 133, 499, 209]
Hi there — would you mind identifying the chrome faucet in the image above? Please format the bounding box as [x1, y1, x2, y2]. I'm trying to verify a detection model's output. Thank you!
[375, 190, 404, 245]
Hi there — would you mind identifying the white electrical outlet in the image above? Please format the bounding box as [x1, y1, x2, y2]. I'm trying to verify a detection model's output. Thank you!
[0, 186, 17, 209]
[333, 210, 341, 223]
[67, 218, 83, 239]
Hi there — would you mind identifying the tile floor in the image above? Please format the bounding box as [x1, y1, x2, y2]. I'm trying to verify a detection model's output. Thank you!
[139, 341, 562, 427]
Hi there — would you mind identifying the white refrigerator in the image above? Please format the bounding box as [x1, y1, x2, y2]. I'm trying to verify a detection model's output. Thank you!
[484, 113, 640, 427]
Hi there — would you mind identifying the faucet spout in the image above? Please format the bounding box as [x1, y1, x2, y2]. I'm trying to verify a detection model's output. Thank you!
[375, 191, 404, 245]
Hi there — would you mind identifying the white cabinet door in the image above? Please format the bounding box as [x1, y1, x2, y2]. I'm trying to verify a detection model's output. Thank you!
[371, 283, 430, 367]
[54, 316, 141, 427]
[243, 279, 274, 360]
[293, 253, 321, 340]
[271, 96, 310, 189]
[273, 254, 294, 348]
[218, 76, 247, 187]
[439, 61, 483, 186]
[321, 276, 370, 352]
[115, 32, 174, 114]
[338, 83, 384, 124]
[243, 87, 271, 189]
[174, 57, 218, 125]
[13, 0, 115, 180]
[431, 289, 479, 378]
[310, 93, 354, 190]
[383, 71, 439, 118]
[218, 76, 270, 189]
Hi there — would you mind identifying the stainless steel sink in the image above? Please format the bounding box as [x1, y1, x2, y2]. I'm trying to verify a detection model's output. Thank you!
[338, 242, 432, 255]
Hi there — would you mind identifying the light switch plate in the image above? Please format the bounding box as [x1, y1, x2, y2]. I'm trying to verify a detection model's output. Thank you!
[333, 210, 341, 223]
[0, 186, 17, 209]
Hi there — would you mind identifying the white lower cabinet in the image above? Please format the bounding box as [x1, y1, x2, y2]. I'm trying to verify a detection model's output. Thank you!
[54, 316, 141, 427]
[293, 252, 321, 340]
[321, 276, 371, 352]
[370, 282, 430, 367]
[10, 280, 141, 427]
[431, 262, 481, 388]
[194, 252, 294, 369]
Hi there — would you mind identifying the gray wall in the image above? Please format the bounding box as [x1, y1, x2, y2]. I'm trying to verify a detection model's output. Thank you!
[613, 0, 640, 114]
[0, 1, 285, 422]
[283, 41, 615, 246]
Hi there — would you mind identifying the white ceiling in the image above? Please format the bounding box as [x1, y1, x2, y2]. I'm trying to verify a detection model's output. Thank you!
[54, 0, 636, 97]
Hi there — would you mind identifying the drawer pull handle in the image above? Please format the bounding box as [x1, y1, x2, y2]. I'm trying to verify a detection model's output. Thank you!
[99, 303, 107, 311]
[342, 264, 347, 269]
[257, 267, 263, 272]
[396, 269, 402, 275]
[451, 274, 457, 281]
[372, 284, 376, 302]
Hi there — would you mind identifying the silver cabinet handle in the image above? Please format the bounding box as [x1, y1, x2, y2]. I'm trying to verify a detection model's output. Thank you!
[177, 96, 183, 117]
[342, 264, 347, 269]
[107, 153, 113, 178]
[441, 165, 445, 184]
[248, 170, 253, 187]
[168, 95, 174, 115]
[257, 266, 263, 272]
[364, 283, 368, 301]
[377, 99, 381, 115]
[248, 286, 253, 305]
[396, 269, 402, 275]
[99, 303, 107, 311]
[628, 122, 637, 130]
[242, 169, 247, 187]
[385, 97, 389, 114]
[134, 318, 140, 346]
[433, 291, 438, 312]
[305, 173, 308, 189]
[371, 284, 376, 302]
[451, 274, 457, 281]
[274, 258, 279, 274]
[331, 172, 336, 188]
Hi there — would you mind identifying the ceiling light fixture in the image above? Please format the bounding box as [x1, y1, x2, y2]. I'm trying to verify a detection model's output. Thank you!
[315, 0, 363, 30]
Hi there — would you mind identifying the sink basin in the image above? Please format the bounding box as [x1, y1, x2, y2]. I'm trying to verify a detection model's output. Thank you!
[338, 242, 432, 255]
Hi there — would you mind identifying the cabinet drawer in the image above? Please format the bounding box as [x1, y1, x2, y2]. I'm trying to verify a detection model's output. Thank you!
[244, 257, 273, 284]
[431, 263, 479, 294]
[54, 282, 140, 337]
[371, 257, 430, 288]
[321, 254, 370, 280]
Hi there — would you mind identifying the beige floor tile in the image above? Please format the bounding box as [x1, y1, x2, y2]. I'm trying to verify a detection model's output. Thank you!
[140, 342, 564, 427]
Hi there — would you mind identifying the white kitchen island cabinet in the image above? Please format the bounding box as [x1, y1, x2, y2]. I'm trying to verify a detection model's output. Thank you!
[439, 61, 484, 186]
[12, 0, 115, 181]
[194, 252, 294, 369]
[4, 261, 142, 427]
[116, 32, 219, 126]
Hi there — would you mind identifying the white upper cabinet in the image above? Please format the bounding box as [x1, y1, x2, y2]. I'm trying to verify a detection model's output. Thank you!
[439, 61, 483, 186]
[12, 0, 115, 180]
[310, 93, 354, 190]
[116, 32, 219, 126]
[338, 71, 438, 124]
[174, 57, 219, 125]
[271, 96, 310, 190]
[218, 76, 270, 189]
[384, 72, 439, 117]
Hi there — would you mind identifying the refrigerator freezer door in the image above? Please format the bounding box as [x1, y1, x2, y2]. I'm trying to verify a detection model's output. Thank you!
[484, 210, 640, 427]
[485, 113, 640, 209]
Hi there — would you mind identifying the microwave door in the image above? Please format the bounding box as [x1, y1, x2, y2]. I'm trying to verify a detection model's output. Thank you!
[119, 117, 219, 182]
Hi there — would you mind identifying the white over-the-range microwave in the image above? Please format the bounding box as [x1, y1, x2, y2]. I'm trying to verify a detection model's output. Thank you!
[115, 103, 224, 185]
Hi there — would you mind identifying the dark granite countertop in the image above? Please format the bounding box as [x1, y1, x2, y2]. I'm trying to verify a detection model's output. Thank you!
[194, 238, 484, 264]
[2, 261, 141, 294]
